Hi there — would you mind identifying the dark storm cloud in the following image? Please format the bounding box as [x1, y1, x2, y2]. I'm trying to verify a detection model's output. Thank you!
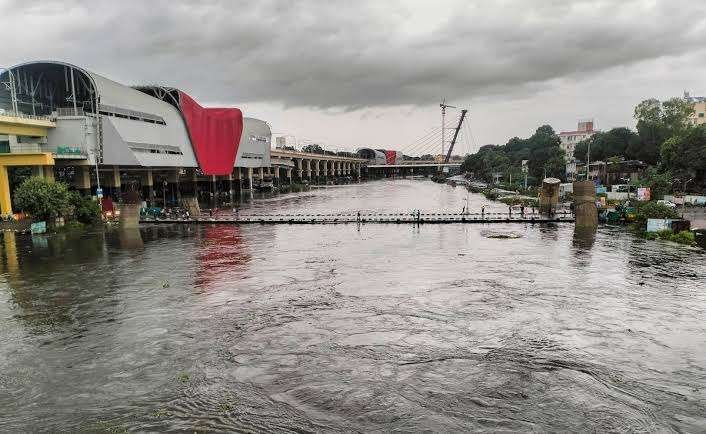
[3, 0, 705, 109]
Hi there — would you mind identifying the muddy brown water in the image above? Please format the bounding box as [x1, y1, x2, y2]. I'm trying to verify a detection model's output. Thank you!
[1, 179, 705, 432]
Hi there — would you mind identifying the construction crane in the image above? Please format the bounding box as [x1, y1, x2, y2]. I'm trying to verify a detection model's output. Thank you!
[444, 109, 468, 164]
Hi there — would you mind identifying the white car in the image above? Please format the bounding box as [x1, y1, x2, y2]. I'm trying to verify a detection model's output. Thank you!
[657, 200, 677, 208]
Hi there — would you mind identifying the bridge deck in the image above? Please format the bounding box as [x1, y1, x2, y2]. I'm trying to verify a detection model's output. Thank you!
[141, 212, 574, 225]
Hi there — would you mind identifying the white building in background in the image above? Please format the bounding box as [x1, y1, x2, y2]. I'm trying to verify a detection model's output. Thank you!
[684, 91, 706, 125]
[559, 120, 597, 181]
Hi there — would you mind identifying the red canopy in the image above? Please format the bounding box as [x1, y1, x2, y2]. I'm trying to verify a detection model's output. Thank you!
[178, 91, 243, 175]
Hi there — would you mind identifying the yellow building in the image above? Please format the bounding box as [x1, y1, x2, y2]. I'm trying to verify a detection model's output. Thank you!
[0, 112, 56, 215]
[691, 101, 706, 125]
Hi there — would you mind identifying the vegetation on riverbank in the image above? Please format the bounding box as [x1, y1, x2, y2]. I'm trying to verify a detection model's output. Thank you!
[13, 177, 101, 226]
[643, 229, 696, 245]
[460, 95, 706, 195]
[630, 201, 697, 245]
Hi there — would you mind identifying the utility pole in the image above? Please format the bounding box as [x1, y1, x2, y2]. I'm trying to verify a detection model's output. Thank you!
[586, 140, 591, 181]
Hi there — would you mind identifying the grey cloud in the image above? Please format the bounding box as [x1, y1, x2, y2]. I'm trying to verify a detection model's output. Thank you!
[2, 0, 705, 110]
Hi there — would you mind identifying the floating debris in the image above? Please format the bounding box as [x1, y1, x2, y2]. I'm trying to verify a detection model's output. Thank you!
[481, 230, 523, 239]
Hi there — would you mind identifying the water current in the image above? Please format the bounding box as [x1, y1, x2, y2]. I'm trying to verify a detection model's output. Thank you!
[1, 179, 705, 432]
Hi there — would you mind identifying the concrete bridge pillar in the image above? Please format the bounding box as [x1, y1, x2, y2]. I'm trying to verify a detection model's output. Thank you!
[305, 159, 312, 180]
[169, 169, 181, 203]
[74, 166, 92, 196]
[311, 160, 321, 183]
[272, 165, 280, 186]
[141, 168, 155, 205]
[247, 167, 254, 190]
[296, 159, 303, 180]
[43, 166, 55, 182]
[227, 173, 235, 204]
[105, 165, 121, 198]
[233, 167, 241, 192]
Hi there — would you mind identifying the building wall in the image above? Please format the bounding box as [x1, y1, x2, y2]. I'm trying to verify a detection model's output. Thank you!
[89, 73, 198, 167]
[46, 117, 97, 162]
[691, 101, 706, 125]
[235, 117, 271, 168]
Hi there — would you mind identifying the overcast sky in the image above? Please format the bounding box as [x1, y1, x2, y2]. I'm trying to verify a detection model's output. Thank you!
[3, 0, 706, 154]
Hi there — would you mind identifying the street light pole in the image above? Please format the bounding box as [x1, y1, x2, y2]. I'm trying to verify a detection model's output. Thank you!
[586, 140, 591, 181]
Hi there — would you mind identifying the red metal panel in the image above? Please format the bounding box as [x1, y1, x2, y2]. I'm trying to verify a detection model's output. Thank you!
[178, 91, 243, 175]
[385, 150, 397, 165]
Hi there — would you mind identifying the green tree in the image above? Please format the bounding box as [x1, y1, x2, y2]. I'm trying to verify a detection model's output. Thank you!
[461, 145, 509, 182]
[659, 124, 706, 191]
[574, 128, 640, 162]
[525, 125, 564, 180]
[632, 97, 694, 165]
[633, 166, 673, 199]
[13, 177, 71, 222]
[462, 125, 565, 183]
[68, 191, 102, 224]
[301, 144, 324, 154]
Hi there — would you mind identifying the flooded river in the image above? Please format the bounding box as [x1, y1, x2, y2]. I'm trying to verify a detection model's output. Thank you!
[1, 179, 705, 432]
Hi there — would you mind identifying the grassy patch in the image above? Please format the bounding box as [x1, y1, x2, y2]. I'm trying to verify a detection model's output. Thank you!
[177, 372, 190, 383]
[642, 230, 696, 245]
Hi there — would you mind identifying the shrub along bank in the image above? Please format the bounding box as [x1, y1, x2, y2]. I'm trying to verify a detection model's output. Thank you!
[632, 201, 696, 246]
[13, 177, 101, 228]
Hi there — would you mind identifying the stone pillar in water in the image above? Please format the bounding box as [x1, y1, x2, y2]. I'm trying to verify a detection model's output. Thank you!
[119, 191, 141, 229]
[573, 180, 598, 228]
[181, 196, 200, 217]
[539, 178, 561, 215]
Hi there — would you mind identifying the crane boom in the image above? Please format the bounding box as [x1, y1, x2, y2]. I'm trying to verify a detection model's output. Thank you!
[444, 109, 468, 164]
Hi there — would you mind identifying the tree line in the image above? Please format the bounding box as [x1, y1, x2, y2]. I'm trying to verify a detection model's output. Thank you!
[461, 95, 706, 193]
[460, 125, 565, 185]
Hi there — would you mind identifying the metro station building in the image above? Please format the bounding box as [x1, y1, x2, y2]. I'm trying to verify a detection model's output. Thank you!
[0, 60, 273, 214]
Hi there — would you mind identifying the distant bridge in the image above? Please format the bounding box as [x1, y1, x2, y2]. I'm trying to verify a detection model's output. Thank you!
[366, 162, 461, 169]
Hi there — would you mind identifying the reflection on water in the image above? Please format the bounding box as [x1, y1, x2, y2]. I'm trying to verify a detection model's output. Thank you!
[194, 225, 251, 291]
[1, 179, 705, 432]
[572, 225, 597, 250]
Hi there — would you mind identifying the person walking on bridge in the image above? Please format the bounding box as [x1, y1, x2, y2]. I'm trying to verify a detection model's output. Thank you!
[481, 205, 486, 218]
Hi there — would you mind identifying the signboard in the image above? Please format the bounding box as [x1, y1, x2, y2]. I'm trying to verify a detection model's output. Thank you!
[637, 187, 651, 201]
[521, 160, 528, 173]
[30, 221, 47, 234]
[56, 146, 84, 155]
[96, 188, 103, 198]
[647, 218, 673, 233]
[235, 118, 271, 168]
[595, 186, 607, 194]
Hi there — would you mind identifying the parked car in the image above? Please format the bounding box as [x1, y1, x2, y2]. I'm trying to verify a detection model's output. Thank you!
[657, 199, 677, 208]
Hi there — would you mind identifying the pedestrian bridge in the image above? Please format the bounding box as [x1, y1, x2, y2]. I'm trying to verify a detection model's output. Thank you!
[142, 210, 574, 225]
